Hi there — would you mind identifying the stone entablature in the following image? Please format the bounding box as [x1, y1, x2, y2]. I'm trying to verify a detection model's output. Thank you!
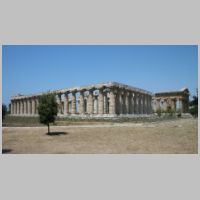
[10, 82, 153, 117]
[152, 88, 189, 113]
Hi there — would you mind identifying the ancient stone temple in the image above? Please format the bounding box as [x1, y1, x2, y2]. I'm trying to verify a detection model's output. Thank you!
[152, 88, 190, 113]
[10, 82, 153, 117]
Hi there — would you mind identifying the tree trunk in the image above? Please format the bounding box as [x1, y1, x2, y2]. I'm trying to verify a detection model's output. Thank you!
[48, 123, 50, 134]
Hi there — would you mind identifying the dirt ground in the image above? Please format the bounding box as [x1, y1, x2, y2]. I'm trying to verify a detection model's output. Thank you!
[2, 118, 198, 154]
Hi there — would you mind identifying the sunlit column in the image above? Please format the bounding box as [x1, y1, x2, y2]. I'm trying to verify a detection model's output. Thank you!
[64, 92, 69, 115]
[109, 88, 116, 115]
[79, 91, 85, 114]
[125, 91, 130, 114]
[98, 88, 104, 115]
[71, 91, 76, 114]
[88, 90, 94, 114]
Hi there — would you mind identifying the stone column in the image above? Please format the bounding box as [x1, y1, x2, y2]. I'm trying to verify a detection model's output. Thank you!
[32, 98, 35, 115]
[13, 101, 16, 114]
[56, 94, 62, 115]
[142, 94, 146, 114]
[98, 89, 104, 115]
[109, 89, 116, 115]
[88, 90, 94, 114]
[71, 91, 76, 114]
[35, 98, 39, 114]
[11, 101, 13, 114]
[138, 93, 142, 114]
[133, 92, 137, 114]
[104, 92, 108, 114]
[129, 93, 133, 114]
[79, 91, 85, 114]
[16, 100, 20, 115]
[63, 92, 69, 115]
[24, 99, 27, 115]
[20, 100, 23, 115]
[179, 99, 183, 112]
[27, 98, 31, 115]
[145, 94, 148, 114]
[14, 100, 17, 115]
[125, 91, 130, 114]
[147, 95, 151, 114]
[118, 91, 123, 114]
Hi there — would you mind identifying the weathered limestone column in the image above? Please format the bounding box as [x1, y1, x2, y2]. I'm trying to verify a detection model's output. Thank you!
[138, 93, 142, 114]
[17, 100, 20, 115]
[24, 99, 28, 115]
[27, 98, 31, 115]
[13, 101, 16, 114]
[179, 99, 183, 112]
[145, 94, 148, 114]
[88, 90, 94, 114]
[56, 94, 62, 115]
[98, 89, 104, 115]
[63, 92, 69, 115]
[118, 91, 123, 114]
[147, 95, 151, 114]
[125, 91, 130, 114]
[103, 93, 107, 114]
[32, 98, 36, 115]
[35, 98, 39, 114]
[142, 94, 146, 114]
[79, 91, 85, 114]
[71, 91, 76, 114]
[129, 92, 133, 114]
[20, 100, 23, 115]
[109, 88, 116, 115]
[133, 92, 137, 114]
[11, 101, 13, 114]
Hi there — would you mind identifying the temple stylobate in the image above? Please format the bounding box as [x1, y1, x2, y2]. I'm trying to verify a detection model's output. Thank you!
[10, 82, 154, 117]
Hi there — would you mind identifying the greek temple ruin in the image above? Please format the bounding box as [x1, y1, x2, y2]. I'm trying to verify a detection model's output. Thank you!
[152, 88, 190, 113]
[10, 82, 190, 117]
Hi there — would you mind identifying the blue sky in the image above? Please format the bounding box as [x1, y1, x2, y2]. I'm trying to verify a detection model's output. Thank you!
[2, 45, 198, 106]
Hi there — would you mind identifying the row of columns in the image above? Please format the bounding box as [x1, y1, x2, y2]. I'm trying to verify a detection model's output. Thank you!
[11, 88, 153, 116]
[55, 88, 152, 115]
[11, 97, 39, 115]
[153, 97, 189, 113]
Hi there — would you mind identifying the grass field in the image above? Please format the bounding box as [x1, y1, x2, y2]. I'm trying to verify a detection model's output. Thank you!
[2, 117, 198, 154]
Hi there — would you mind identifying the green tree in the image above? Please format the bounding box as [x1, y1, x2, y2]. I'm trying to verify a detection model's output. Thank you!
[2, 104, 7, 121]
[189, 89, 198, 117]
[38, 93, 58, 134]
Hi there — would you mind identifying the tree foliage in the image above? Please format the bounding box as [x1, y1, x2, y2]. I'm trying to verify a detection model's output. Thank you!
[38, 93, 58, 133]
[2, 104, 7, 121]
[189, 89, 198, 117]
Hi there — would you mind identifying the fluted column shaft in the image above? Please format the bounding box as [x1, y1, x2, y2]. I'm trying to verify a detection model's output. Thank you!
[56, 94, 62, 115]
[11, 101, 13, 114]
[79, 91, 85, 114]
[109, 89, 116, 115]
[35, 98, 39, 114]
[24, 99, 27, 115]
[64, 93, 69, 115]
[138, 94, 142, 114]
[104, 93, 108, 114]
[133, 92, 137, 114]
[125, 92, 129, 114]
[88, 90, 94, 114]
[98, 89, 104, 114]
[71, 92, 76, 114]
[143, 95, 146, 114]
[17, 101, 20, 115]
[119, 91, 123, 114]
[14, 101, 17, 114]
[31, 98, 35, 115]
[27, 99, 31, 115]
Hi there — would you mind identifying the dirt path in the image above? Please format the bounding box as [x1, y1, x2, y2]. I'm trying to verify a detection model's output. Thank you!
[2, 118, 198, 154]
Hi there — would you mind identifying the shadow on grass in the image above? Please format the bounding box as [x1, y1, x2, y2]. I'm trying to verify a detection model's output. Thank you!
[2, 149, 12, 154]
[46, 132, 68, 136]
